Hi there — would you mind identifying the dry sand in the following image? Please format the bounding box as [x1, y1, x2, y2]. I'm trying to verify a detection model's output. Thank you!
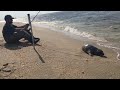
[0, 22, 120, 79]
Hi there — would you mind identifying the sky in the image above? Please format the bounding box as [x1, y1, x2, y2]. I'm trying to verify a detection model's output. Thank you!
[0, 11, 60, 20]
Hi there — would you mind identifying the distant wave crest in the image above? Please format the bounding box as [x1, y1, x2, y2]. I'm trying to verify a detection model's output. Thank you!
[64, 26, 108, 42]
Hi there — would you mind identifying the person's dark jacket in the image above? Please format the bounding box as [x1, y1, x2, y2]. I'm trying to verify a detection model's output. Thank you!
[2, 23, 17, 43]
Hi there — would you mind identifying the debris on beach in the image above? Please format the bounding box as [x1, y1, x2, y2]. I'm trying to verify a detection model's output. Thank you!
[0, 62, 16, 77]
[82, 72, 85, 74]
[117, 52, 120, 60]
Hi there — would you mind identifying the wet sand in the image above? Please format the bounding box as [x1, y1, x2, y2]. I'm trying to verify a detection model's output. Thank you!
[0, 22, 119, 79]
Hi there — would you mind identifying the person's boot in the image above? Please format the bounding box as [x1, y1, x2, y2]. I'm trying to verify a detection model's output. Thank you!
[34, 38, 40, 44]
[28, 37, 40, 44]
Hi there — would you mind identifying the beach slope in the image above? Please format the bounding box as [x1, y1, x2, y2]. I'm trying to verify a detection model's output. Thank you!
[0, 22, 119, 79]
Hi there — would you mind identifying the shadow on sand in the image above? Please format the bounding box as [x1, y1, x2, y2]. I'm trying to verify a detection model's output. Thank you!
[4, 42, 41, 50]
[3, 42, 45, 63]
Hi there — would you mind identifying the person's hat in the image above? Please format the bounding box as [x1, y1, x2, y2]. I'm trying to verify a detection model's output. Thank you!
[4, 15, 14, 21]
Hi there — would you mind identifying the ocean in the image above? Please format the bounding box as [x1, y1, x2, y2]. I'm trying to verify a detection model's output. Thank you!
[2, 11, 120, 56]
[34, 11, 120, 54]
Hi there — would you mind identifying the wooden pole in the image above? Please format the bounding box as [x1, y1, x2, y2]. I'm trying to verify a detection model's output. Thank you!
[27, 14, 35, 48]
[27, 14, 45, 63]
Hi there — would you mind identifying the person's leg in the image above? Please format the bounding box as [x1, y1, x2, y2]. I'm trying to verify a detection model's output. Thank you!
[23, 29, 40, 43]
[13, 30, 32, 43]
[13, 30, 40, 44]
[24, 29, 36, 38]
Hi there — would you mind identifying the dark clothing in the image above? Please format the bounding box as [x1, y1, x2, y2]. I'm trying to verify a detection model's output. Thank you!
[2, 23, 32, 43]
[2, 24, 17, 42]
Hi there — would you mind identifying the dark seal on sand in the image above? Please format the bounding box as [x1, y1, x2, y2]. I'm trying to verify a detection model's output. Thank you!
[82, 44, 105, 57]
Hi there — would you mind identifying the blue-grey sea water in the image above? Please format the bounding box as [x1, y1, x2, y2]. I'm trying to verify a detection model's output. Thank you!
[35, 11, 120, 53]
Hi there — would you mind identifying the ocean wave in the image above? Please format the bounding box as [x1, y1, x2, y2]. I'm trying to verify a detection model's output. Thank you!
[97, 42, 120, 60]
[64, 26, 108, 42]
[33, 21, 108, 43]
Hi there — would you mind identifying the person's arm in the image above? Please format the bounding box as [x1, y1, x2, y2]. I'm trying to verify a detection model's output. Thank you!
[13, 24, 29, 32]
[14, 24, 29, 29]
[17, 24, 29, 28]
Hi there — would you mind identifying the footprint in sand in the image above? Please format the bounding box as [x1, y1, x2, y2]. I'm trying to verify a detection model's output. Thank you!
[0, 63, 16, 77]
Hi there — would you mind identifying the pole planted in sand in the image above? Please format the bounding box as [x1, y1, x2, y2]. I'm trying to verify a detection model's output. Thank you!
[27, 14, 45, 63]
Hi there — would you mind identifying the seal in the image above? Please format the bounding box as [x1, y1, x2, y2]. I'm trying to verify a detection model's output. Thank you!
[82, 44, 105, 57]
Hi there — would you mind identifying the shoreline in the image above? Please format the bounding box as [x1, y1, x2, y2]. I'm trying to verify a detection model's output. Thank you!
[33, 22, 120, 54]
[32, 22, 120, 59]
[0, 22, 119, 79]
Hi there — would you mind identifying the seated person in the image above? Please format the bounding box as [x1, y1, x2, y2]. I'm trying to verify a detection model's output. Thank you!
[2, 15, 40, 44]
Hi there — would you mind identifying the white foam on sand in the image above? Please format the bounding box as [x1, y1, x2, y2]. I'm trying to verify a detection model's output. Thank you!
[0, 20, 5, 23]
[64, 26, 108, 42]
[13, 18, 27, 23]
[0, 18, 27, 23]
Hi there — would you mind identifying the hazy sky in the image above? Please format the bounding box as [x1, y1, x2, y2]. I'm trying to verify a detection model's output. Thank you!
[0, 11, 59, 20]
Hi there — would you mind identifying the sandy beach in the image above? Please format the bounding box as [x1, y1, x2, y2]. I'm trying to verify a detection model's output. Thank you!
[0, 22, 120, 79]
